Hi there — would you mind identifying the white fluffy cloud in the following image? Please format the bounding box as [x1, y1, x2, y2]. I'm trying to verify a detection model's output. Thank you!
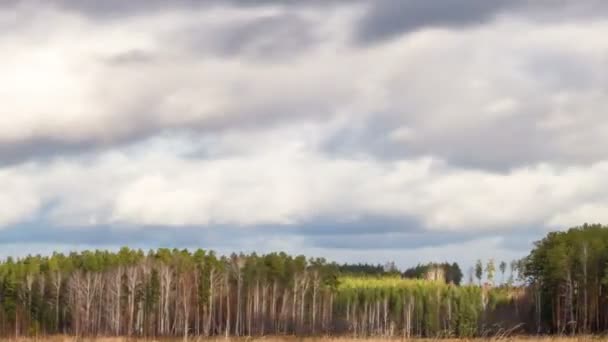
[2, 135, 608, 236]
[1, 1, 608, 265]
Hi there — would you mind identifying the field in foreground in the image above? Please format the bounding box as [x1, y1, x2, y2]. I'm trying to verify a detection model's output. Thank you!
[1, 337, 607, 342]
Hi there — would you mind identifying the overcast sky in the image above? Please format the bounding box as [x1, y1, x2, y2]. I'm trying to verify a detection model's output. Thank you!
[1, 0, 607, 269]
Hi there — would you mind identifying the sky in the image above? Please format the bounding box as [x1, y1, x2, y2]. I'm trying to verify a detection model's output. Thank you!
[1, 0, 608, 270]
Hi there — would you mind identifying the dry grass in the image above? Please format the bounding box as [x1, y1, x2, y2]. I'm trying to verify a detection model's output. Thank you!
[1, 337, 607, 342]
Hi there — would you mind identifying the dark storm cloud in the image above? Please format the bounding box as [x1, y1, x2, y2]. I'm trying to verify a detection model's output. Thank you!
[356, 0, 520, 44]
[355, 0, 608, 44]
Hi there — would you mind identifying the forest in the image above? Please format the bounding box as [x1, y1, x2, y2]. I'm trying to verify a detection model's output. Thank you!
[0, 223, 606, 339]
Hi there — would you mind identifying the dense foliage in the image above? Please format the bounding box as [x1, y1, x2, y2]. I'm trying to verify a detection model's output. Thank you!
[524, 223, 608, 333]
[0, 249, 343, 338]
[0, 247, 529, 339]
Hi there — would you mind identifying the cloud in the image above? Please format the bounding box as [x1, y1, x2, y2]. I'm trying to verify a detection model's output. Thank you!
[356, 0, 517, 44]
[0, 169, 40, 227]
[1, 0, 354, 24]
[2, 134, 608, 237]
[187, 12, 320, 61]
[3, 3, 608, 171]
[0, 3, 359, 164]
[0, 135, 607, 269]
[329, 20, 608, 170]
[1, 0, 608, 266]
[355, 0, 608, 45]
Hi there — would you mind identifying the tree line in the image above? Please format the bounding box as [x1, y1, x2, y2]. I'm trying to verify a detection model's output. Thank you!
[0, 248, 518, 339]
[0, 223, 607, 338]
[0, 249, 344, 338]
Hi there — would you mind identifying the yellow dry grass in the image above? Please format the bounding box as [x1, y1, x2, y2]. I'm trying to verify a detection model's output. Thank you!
[1, 336, 607, 342]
